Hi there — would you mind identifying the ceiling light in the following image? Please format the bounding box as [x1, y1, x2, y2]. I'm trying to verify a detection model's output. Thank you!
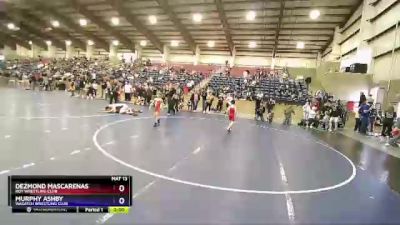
[296, 41, 305, 49]
[65, 40, 72, 46]
[149, 15, 157, 24]
[112, 40, 119, 46]
[248, 41, 257, 48]
[193, 13, 202, 23]
[171, 40, 179, 47]
[51, 20, 60, 27]
[111, 17, 119, 26]
[140, 40, 147, 47]
[46, 40, 52, 46]
[207, 40, 215, 48]
[79, 18, 87, 26]
[7, 23, 15, 30]
[87, 40, 94, 46]
[309, 9, 320, 20]
[246, 11, 256, 21]
[28, 40, 32, 45]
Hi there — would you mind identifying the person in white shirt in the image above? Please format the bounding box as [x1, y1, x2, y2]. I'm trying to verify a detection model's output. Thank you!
[91, 72, 96, 81]
[124, 82, 133, 102]
[92, 82, 98, 97]
[308, 106, 317, 128]
[302, 101, 311, 121]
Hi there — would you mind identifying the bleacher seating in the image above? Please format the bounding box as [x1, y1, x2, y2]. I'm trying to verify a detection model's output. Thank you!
[138, 71, 203, 89]
[208, 75, 309, 104]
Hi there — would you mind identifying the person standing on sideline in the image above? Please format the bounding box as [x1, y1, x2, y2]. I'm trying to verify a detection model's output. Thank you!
[359, 100, 371, 135]
[381, 105, 396, 140]
[124, 81, 132, 102]
[359, 92, 366, 105]
[201, 89, 208, 113]
[150, 94, 164, 127]
[69, 82, 76, 97]
[167, 87, 176, 115]
[216, 94, 224, 112]
[283, 105, 295, 126]
[386, 121, 400, 147]
[329, 104, 341, 132]
[255, 96, 262, 120]
[109, 83, 119, 104]
[368, 103, 377, 133]
[354, 106, 361, 132]
[226, 100, 237, 133]
[191, 91, 200, 111]
[101, 81, 107, 99]
[302, 101, 311, 123]
[105, 80, 112, 101]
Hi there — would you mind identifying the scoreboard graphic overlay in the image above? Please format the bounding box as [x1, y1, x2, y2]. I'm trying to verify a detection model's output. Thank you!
[8, 176, 132, 213]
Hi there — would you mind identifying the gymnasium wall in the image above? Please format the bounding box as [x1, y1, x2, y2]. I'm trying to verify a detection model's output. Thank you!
[369, 0, 400, 82]
[318, 72, 373, 101]
[323, 0, 400, 83]
[339, 5, 362, 61]
[3, 46, 18, 59]
[165, 53, 317, 68]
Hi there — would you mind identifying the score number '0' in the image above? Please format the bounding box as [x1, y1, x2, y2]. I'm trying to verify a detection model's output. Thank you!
[119, 185, 125, 205]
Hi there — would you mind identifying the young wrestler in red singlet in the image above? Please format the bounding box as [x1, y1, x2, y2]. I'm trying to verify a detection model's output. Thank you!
[226, 100, 237, 132]
[150, 95, 164, 127]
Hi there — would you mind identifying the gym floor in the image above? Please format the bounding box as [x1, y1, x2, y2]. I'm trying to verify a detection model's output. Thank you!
[1, 87, 400, 225]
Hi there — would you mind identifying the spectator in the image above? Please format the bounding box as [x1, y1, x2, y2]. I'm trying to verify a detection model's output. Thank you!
[302, 101, 311, 121]
[124, 81, 132, 102]
[308, 106, 318, 128]
[369, 104, 377, 133]
[283, 106, 295, 126]
[359, 100, 371, 135]
[329, 104, 341, 132]
[354, 107, 361, 132]
[216, 94, 224, 112]
[190, 91, 198, 111]
[109, 83, 119, 104]
[205, 92, 213, 113]
[359, 92, 366, 105]
[201, 89, 207, 113]
[381, 105, 396, 139]
[255, 96, 262, 120]
[386, 123, 399, 147]
[266, 98, 275, 114]
[101, 81, 107, 99]
[69, 82, 75, 97]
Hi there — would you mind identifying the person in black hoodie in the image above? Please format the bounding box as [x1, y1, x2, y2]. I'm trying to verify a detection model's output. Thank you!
[167, 87, 176, 115]
[329, 104, 341, 132]
[359, 92, 366, 105]
[255, 96, 262, 120]
[109, 83, 119, 104]
[381, 105, 396, 138]
[216, 94, 224, 112]
[201, 89, 207, 113]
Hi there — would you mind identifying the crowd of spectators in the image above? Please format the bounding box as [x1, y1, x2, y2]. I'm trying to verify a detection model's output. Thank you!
[300, 92, 346, 132]
[3, 57, 207, 108]
[299, 90, 399, 147]
[355, 92, 399, 147]
[4, 58, 398, 147]
[208, 69, 308, 104]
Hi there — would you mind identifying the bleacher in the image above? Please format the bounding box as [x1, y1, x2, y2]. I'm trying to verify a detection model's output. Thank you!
[138, 71, 204, 89]
[208, 76, 309, 104]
